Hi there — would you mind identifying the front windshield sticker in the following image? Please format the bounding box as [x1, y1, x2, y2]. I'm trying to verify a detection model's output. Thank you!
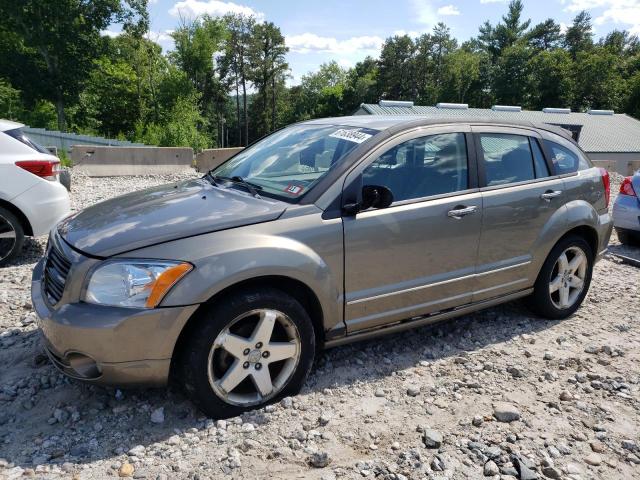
[284, 184, 304, 195]
[329, 128, 373, 144]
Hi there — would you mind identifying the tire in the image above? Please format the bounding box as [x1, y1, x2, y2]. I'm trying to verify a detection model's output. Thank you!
[0, 207, 25, 267]
[178, 288, 315, 418]
[59, 169, 72, 192]
[616, 228, 640, 246]
[528, 235, 593, 320]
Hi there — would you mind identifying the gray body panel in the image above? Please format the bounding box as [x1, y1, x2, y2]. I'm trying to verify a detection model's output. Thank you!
[31, 116, 613, 387]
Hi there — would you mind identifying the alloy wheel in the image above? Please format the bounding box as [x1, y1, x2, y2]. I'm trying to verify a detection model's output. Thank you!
[207, 309, 301, 406]
[548, 246, 587, 309]
[0, 214, 16, 263]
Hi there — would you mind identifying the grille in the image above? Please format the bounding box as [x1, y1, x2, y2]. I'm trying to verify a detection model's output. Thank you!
[43, 243, 71, 304]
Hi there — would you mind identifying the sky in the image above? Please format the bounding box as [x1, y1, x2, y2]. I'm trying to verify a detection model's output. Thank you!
[105, 0, 640, 84]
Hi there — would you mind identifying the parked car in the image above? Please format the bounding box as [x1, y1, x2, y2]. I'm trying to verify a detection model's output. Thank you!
[612, 171, 640, 245]
[32, 117, 612, 418]
[0, 120, 70, 266]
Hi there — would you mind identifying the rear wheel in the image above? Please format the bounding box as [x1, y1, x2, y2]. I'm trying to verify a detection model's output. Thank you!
[616, 227, 640, 246]
[178, 288, 315, 418]
[528, 235, 593, 319]
[0, 207, 24, 267]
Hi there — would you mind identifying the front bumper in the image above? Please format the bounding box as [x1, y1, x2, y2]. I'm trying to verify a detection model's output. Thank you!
[31, 254, 199, 387]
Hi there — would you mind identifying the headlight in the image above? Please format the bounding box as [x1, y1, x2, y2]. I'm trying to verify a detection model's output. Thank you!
[84, 260, 193, 308]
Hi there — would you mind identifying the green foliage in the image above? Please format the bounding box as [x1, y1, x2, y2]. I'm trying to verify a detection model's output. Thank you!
[3, 0, 640, 151]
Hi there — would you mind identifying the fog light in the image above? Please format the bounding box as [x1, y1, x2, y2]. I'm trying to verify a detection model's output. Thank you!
[67, 352, 101, 379]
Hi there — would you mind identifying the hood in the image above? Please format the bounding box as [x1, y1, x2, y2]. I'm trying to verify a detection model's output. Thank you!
[58, 178, 287, 257]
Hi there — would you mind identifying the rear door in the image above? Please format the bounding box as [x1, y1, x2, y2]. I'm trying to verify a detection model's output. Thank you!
[342, 125, 482, 332]
[472, 126, 567, 302]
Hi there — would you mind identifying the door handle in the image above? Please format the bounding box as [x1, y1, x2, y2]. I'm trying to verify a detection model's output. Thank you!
[541, 190, 562, 201]
[447, 205, 478, 219]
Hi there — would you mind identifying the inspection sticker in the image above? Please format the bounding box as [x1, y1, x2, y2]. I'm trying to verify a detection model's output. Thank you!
[329, 128, 373, 144]
[284, 184, 304, 195]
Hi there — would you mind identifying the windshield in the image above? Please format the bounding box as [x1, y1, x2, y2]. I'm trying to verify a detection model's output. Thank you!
[212, 124, 380, 201]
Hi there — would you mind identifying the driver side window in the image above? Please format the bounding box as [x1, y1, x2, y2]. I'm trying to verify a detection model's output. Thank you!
[362, 133, 469, 203]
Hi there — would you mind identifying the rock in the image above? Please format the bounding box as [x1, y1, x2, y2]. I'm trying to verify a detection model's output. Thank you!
[493, 403, 521, 422]
[128, 445, 145, 457]
[622, 439, 637, 451]
[484, 460, 499, 476]
[511, 455, 537, 480]
[150, 407, 164, 424]
[543, 351, 554, 360]
[281, 397, 293, 409]
[308, 452, 331, 468]
[407, 386, 420, 397]
[422, 429, 443, 449]
[118, 462, 135, 477]
[472, 415, 484, 427]
[584, 453, 602, 466]
[559, 391, 574, 401]
[318, 414, 330, 426]
[541, 466, 561, 479]
[374, 388, 385, 397]
[430, 454, 446, 471]
[589, 440, 606, 453]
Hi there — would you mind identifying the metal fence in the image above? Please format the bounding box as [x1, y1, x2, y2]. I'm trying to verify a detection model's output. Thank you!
[23, 127, 146, 153]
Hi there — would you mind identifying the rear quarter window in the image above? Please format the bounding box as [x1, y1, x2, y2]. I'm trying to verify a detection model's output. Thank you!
[545, 140, 591, 174]
[3, 128, 51, 154]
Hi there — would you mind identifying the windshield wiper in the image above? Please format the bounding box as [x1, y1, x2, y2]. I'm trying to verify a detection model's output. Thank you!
[212, 174, 262, 198]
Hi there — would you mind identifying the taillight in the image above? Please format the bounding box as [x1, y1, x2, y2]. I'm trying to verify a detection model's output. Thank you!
[598, 167, 610, 207]
[619, 176, 637, 197]
[15, 160, 61, 181]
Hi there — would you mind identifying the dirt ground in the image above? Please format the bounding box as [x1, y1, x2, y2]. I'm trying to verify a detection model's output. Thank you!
[0, 172, 638, 480]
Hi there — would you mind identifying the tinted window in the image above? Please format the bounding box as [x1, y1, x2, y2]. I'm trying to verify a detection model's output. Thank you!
[546, 140, 591, 174]
[530, 138, 550, 178]
[479, 134, 535, 186]
[4, 128, 50, 154]
[363, 133, 468, 202]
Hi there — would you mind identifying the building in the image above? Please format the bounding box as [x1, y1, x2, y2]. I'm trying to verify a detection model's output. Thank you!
[355, 101, 640, 175]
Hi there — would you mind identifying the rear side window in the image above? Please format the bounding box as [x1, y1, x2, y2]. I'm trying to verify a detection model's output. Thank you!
[4, 128, 50, 154]
[545, 140, 591, 174]
[479, 133, 537, 186]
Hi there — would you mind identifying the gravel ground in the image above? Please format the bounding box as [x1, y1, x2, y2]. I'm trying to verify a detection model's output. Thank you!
[0, 171, 639, 480]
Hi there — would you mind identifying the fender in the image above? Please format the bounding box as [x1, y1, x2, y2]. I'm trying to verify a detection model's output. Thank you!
[121, 216, 344, 332]
[527, 199, 601, 281]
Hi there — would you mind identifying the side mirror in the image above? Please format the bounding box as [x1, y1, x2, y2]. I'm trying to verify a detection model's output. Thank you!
[360, 185, 394, 210]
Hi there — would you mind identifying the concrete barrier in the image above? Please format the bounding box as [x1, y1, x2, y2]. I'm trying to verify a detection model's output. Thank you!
[195, 148, 244, 172]
[71, 146, 194, 176]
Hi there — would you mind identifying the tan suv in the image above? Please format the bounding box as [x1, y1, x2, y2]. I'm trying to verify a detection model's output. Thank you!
[32, 117, 613, 418]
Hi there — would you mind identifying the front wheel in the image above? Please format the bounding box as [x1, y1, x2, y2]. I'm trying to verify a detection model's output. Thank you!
[528, 235, 593, 320]
[178, 288, 315, 418]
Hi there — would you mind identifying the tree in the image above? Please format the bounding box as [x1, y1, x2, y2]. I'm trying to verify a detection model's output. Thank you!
[0, 79, 23, 121]
[527, 19, 563, 51]
[564, 11, 593, 59]
[170, 15, 227, 146]
[479, 0, 530, 58]
[441, 49, 481, 103]
[415, 23, 457, 103]
[377, 35, 416, 100]
[342, 57, 379, 112]
[0, 0, 148, 131]
[221, 14, 256, 146]
[493, 43, 531, 106]
[527, 49, 574, 109]
[247, 22, 288, 138]
[573, 47, 625, 111]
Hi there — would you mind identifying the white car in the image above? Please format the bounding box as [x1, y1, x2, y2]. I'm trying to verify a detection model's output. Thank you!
[0, 119, 70, 266]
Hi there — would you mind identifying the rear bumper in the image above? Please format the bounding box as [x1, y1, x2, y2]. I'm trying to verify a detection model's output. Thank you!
[613, 195, 640, 232]
[31, 256, 199, 387]
[13, 179, 70, 237]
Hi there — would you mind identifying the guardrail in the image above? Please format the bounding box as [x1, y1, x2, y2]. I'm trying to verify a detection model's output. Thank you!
[24, 127, 146, 153]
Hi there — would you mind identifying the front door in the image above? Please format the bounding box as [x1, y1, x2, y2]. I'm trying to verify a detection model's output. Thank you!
[471, 126, 567, 302]
[343, 127, 482, 333]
